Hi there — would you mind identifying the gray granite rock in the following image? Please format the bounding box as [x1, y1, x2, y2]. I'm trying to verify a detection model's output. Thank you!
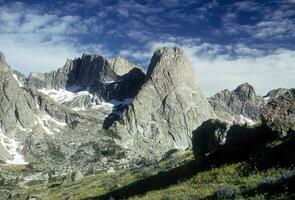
[261, 89, 295, 137]
[263, 88, 289, 101]
[27, 54, 145, 103]
[112, 47, 216, 158]
[0, 51, 6, 64]
[208, 83, 265, 123]
[109, 56, 140, 76]
[0, 52, 78, 164]
[27, 55, 118, 90]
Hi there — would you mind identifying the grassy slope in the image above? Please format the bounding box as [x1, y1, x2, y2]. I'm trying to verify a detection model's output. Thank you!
[6, 127, 295, 200]
[130, 163, 293, 200]
[11, 152, 194, 199]
[10, 152, 295, 199]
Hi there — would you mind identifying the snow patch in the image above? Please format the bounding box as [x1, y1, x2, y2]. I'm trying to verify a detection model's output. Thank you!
[16, 124, 32, 133]
[172, 140, 179, 149]
[39, 87, 134, 111]
[235, 115, 255, 125]
[263, 97, 270, 102]
[35, 115, 54, 135]
[72, 106, 86, 111]
[35, 114, 66, 135]
[38, 88, 93, 103]
[54, 128, 60, 133]
[0, 129, 27, 165]
[109, 98, 133, 106]
[12, 74, 24, 87]
[71, 98, 133, 111]
[90, 102, 115, 109]
[105, 80, 122, 84]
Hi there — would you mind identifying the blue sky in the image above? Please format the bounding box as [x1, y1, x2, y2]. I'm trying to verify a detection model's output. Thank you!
[0, 0, 294, 96]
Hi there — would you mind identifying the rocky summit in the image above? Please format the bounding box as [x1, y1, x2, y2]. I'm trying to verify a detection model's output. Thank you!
[208, 82, 265, 124]
[263, 88, 289, 101]
[27, 54, 145, 103]
[109, 56, 141, 75]
[112, 47, 216, 157]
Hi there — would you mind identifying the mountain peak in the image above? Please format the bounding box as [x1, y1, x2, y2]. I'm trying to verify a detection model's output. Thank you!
[264, 88, 289, 100]
[154, 47, 184, 55]
[109, 56, 139, 76]
[147, 47, 190, 79]
[113, 47, 215, 157]
[209, 82, 264, 122]
[81, 53, 105, 61]
[233, 82, 256, 101]
[235, 82, 254, 91]
[0, 51, 7, 65]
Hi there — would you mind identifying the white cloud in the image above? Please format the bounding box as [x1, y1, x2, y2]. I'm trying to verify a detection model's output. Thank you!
[141, 38, 295, 97]
[0, 2, 107, 75]
[194, 49, 295, 97]
[0, 1, 293, 98]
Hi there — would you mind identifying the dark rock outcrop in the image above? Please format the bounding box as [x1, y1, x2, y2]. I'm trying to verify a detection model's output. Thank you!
[209, 83, 265, 123]
[27, 54, 145, 102]
[192, 119, 274, 164]
[27, 55, 118, 90]
[261, 89, 295, 137]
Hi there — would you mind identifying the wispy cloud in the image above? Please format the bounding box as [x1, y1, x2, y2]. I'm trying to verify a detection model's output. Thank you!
[222, 0, 295, 42]
[0, 2, 108, 74]
[120, 37, 295, 96]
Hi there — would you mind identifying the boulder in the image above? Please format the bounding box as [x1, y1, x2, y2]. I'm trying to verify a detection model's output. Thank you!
[192, 119, 230, 161]
[70, 170, 84, 181]
[192, 119, 274, 164]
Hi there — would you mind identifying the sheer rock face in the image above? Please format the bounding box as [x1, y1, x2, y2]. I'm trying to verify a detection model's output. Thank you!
[109, 56, 139, 75]
[261, 89, 295, 137]
[264, 88, 289, 101]
[0, 58, 36, 133]
[27, 55, 118, 90]
[27, 55, 145, 102]
[113, 47, 216, 157]
[0, 52, 75, 164]
[0, 57, 38, 162]
[208, 83, 265, 123]
[0, 51, 6, 64]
